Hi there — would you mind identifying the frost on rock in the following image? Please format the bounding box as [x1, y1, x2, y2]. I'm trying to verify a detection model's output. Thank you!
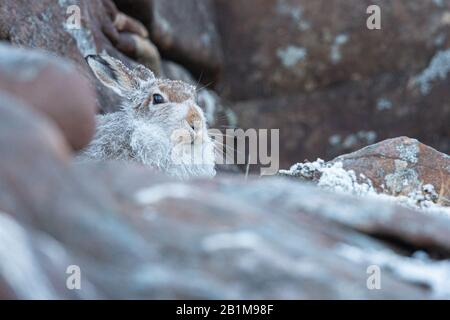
[385, 184, 450, 217]
[279, 158, 325, 180]
[338, 244, 450, 298]
[279, 160, 375, 197]
[279, 159, 450, 217]
[318, 162, 375, 196]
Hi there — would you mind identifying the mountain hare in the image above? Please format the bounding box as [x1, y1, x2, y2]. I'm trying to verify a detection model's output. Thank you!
[79, 54, 216, 179]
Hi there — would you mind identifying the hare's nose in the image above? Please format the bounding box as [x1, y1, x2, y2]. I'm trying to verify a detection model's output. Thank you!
[186, 106, 202, 132]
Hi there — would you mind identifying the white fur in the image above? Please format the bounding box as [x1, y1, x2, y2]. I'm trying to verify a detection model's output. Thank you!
[78, 55, 216, 180]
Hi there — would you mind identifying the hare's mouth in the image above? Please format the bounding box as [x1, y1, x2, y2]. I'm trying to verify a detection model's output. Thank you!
[169, 133, 215, 166]
[170, 126, 209, 147]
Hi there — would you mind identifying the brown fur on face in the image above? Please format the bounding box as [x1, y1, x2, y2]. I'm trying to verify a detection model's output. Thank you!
[157, 80, 196, 103]
[186, 106, 202, 129]
[135, 80, 197, 113]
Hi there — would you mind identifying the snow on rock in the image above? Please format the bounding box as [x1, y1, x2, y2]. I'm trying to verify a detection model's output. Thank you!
[1, 99, 450, 298]
[338, 244, 450, 298]
[281, 159, 450, 217]
[279, 137, 450, 216]
[279, 159, 376, 197]
[318, 162, 375, 197]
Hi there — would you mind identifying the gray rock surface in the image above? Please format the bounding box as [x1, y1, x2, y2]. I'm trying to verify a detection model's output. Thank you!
[0, 0, 156, 113]
[116, 0, 223, 83]
[214, 0, 450, 100]
[0, 0, 449, 300]
[0, 43, 97, 151]
[233, 73, 450, 168]
[214, 0, 450, 163]
[332, 137, 450, 206]
[1, 93, 449, 299]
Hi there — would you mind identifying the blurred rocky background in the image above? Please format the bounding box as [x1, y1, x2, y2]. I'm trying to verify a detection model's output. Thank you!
[2, 0, 448, 166]
[115, 0, 450, 168]
[0, 0, 449, 299]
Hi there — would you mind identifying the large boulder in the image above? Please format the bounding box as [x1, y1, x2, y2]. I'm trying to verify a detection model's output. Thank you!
[214, 0, 450, 100]
[0, 91, 156, 299]
[0, 44, 97, 151]
[280, 137, 450, 209]
[333, 137, 450, 206]
[233, 71, 450, 168]
[115, 0, 224, 82]
[1, 0, 449, 300]
[1, 91, 450, 298]
[0, 0, 157, 113]
[214, 0, 450, 164]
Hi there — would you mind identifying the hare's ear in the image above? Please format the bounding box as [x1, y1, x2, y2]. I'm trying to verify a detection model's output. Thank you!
[133, 64, 156, 83]
[85, 55, 138, 97]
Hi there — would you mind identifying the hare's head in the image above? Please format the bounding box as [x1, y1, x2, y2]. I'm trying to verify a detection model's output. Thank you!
[86, 54, 216, 179]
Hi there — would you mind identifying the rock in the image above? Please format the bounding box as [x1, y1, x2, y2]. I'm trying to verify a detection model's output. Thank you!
[0, 90, 72, 162]
[161, 60, 197, 84]
[1, 95, 449, 298]
[116, 0, 224, 82]
[233, 72, 450, 169]
[218, 0, 449, 165]
[0, 43, 97, 151]
[0, 89, 155, 299]
[131, 36, 162, 76]
[116, 0, 449, 171]
[333, 137, 450, 206]
[214, 0, 450, 100]
[0, 91, 72, 203]
[1, 1, 450, 299]
[0, 278, 16, 299]
[113, 0, 153, 27]
[0, 0, 156, 113]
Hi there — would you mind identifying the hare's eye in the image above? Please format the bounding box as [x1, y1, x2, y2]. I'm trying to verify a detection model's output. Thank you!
[152, 93, 165, 105]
